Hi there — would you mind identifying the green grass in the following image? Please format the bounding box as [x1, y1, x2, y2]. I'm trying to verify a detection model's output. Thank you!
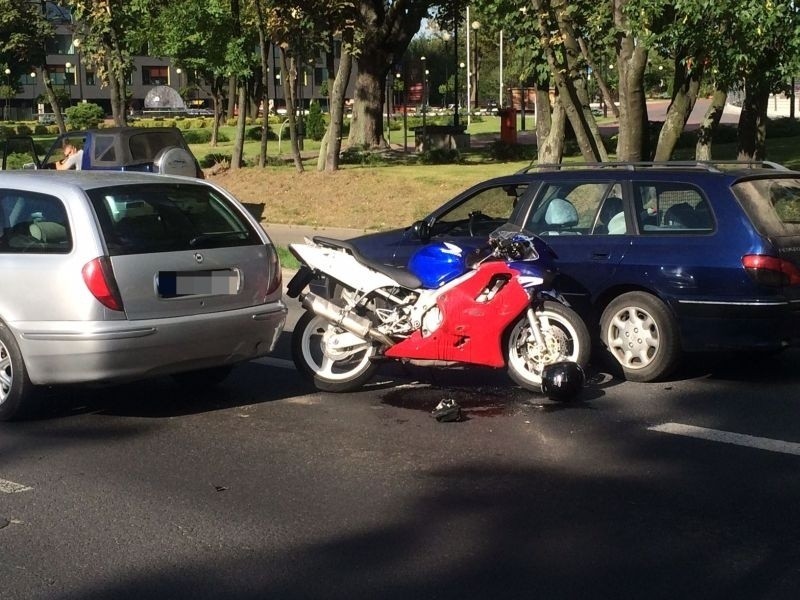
[276, 246, 300, 269]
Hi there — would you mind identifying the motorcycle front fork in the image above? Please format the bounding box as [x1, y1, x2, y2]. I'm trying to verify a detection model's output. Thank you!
[526, 307, 547, 349]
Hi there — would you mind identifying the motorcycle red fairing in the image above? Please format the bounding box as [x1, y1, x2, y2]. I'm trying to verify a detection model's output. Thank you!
[384, 262, 530, 367]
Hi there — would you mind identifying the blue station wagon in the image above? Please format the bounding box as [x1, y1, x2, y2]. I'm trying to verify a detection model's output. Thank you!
[345, 162, 800, 382]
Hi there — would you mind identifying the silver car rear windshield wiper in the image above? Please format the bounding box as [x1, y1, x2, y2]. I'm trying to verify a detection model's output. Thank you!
[189, 232, 247, 246]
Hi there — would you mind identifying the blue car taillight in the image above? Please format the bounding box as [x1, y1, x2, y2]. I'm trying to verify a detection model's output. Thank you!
[742, 254, 800, 287]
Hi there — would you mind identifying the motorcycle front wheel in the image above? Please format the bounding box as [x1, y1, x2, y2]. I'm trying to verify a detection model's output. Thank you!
[291, 311, 379, 392]
[505, 301, 591, 391]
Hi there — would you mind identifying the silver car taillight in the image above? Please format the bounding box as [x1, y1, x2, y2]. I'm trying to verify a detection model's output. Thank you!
[82, 257, 125, 311]
[265, 244, 282, 296]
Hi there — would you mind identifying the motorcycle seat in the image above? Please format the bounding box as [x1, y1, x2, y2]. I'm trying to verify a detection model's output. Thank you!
[313, 235, 423, 289]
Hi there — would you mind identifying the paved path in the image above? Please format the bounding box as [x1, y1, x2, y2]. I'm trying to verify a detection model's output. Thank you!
[264, 223, 367, 249]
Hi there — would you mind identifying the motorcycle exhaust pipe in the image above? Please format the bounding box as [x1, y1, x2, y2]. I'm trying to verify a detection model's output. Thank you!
[300, 292, 395, 347]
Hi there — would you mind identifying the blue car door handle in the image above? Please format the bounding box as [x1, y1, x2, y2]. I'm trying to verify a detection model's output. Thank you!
[591, 252, 611, 260]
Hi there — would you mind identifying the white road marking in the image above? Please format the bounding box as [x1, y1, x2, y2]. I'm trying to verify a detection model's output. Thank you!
[649, 422, 800, 457]
[253, 356, 295, 370]
[0, 479, 32, 493]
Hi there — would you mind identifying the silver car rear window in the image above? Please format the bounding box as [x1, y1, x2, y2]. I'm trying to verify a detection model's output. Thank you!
[0, 190, 72, 254]
[87, 183, 261, 255]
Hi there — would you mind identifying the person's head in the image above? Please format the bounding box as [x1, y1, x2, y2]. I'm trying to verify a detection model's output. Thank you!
[63, 141, 79, 156]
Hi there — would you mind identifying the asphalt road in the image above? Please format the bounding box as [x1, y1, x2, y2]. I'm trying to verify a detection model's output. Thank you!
[3, 296, 800, 599]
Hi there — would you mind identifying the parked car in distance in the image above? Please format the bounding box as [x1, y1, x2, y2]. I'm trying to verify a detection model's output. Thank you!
[0, 171, 287, 420]
[1, 127, 204, 178]
[345, 161, 800, 382]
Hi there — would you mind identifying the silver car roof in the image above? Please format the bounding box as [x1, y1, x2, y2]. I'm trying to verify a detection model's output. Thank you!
[0, 170, 201, 191]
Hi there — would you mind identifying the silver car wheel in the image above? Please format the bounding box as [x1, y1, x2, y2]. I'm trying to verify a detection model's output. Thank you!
[0, 338, 11, 404]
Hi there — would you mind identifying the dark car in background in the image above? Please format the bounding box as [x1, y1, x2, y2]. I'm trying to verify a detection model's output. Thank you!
[345, 162, 800, 382]
[1, 127, 203, 178]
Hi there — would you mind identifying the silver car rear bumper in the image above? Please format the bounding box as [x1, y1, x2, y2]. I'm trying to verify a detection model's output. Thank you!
[13, 302, 287, 385]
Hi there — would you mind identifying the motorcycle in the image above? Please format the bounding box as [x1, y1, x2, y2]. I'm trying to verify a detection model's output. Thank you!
[285, 229, 590, 396]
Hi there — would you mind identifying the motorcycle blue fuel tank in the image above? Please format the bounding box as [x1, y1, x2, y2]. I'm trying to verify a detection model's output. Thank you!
[408, 241, 469, 288]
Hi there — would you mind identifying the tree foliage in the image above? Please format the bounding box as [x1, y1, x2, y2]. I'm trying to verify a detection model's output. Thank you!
[66, 0, 157, 126]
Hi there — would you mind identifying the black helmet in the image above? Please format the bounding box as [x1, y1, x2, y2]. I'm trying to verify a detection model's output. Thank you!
[541, 361, 585, 401]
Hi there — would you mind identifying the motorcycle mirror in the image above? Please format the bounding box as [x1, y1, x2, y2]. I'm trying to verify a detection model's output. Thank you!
[411, 220, 431, 242]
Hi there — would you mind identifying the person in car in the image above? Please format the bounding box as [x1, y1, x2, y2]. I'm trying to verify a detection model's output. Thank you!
[56, 141, 83, 170]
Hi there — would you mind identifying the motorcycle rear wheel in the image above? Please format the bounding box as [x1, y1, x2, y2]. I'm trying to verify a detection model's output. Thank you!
[291, 311, 379, 392]
[506, 301, 590, 391]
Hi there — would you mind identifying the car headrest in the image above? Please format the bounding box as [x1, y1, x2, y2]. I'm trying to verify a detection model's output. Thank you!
[545, 198, 579, 227]
[29, 221, 67, 244]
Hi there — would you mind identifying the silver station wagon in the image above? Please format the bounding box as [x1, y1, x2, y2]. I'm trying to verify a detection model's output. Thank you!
[0, 171, 287, 420]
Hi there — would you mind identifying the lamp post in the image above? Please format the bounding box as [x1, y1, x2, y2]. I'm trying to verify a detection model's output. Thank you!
[421, 55, 427, 150]
[471, 20, 480, 110]
[65, 62, 73, 107]
[73, 38, 84, 102]
[30, 71, 36, 120]
[453, 23, 460, 127]
[398, 71, 407, 153]
[442, 31, 450, 111]
[499, 30, 504, 108]
[3, 68, 10, 121]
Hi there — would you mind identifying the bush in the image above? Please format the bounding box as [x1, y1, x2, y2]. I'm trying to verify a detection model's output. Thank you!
[5, 152, 35, 169]
[65, 102, 105, 129]
[15, 124, 33, 136]
[245, 125, 278, 141]
[305, 101, 326, 141]
[767, 117, 800, 138]
[182, 128, 211, 144]
[416, 148, 461, 165]
[199, 152, 231, 168]
[34, 124, 49, 135]
[182, 128, 230, 144]
[339, 147, 391, 166]
[486, 141, 536, 162]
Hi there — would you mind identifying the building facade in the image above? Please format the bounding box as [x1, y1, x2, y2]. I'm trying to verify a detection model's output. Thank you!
[2, 2, 348, 121]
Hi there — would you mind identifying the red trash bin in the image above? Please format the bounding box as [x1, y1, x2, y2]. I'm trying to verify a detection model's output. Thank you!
[499, 107, 517, 144]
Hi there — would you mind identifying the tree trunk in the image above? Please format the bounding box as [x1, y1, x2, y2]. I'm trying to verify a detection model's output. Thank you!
[578, 38, 619, 119]
[211, 75, 225, 146]
[280, 49, 303, 172]
[613, 0, 648, 161]
[346, 0, 427, 149]
[324, 42, 354, 171]
[231, 84, 247, 169]
[737, 78, 769, 161]
[317, 40, 338, 171]
[40, 67, 67, 135]
[536, 89, 566, 164]
[533, 0, 607, 162]
[257, 27, 270, 167]
[106, 56, 126, 127]
[695, 87, 727, 161]
[653, 54, 705, 161]
[347, 55, 389, 149]
[226, 75, 237, 121]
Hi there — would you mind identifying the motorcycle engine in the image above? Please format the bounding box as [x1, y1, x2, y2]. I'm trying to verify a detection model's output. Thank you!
[421, 306, 443, 337]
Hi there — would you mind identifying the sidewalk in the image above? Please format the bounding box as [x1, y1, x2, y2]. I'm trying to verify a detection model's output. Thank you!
[263, 223, 369, 249]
